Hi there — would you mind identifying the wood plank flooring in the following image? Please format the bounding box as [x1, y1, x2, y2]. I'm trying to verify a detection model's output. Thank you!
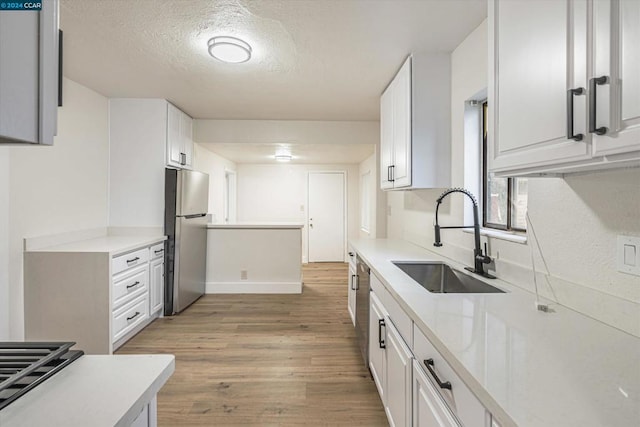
[117, 262, 387, 426]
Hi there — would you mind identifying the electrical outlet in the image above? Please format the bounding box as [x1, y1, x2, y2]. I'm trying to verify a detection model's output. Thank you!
[617, 236, 640, 277]
[240, 270, 248, 280]
[300, 204, 305, 212]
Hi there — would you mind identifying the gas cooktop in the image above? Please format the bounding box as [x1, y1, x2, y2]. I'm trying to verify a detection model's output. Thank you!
[0, 342, 83, 410]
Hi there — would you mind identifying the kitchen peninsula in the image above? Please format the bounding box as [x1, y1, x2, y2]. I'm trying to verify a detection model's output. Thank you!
[206, 223, 304, 294]
[0, 354, 175, 427]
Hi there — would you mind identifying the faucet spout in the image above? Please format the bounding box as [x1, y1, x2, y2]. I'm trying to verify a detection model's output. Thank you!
[433, 188, 495, 279]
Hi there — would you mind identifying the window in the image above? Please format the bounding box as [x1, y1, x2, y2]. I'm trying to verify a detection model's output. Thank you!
[482, 101, 528, 231]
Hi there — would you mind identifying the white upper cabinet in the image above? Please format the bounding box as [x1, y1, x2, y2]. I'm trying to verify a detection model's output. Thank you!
[166, 103, 194, 170]
[488, 0, 640, 176]
[167, 103, 182, 167]
[380, 54, 451, 190]
[592, 0, 640, 158]
[380, 85, 395, 190]
[390, 59, 412, 188]
[0, 0, 59, 145]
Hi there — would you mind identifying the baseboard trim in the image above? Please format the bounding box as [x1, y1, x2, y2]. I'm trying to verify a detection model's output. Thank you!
[206, 281, 303, 294]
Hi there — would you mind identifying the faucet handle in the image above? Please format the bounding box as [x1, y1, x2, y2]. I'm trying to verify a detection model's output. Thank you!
[481, 242, 491, 263]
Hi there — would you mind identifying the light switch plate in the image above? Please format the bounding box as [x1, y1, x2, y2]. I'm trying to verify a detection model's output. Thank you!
[617, 235, 640, 277]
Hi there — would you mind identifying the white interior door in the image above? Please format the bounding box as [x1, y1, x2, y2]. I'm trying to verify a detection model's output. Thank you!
[308, 172, 345, 262]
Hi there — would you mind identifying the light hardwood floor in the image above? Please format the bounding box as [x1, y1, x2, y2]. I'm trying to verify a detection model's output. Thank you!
[117, 262, 388, 426]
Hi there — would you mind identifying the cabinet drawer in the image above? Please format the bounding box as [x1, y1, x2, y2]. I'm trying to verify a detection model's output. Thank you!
[413, 359, 461, 427]
[113, 265, 148, 309]
[149, 242, 165, 260]
[371, 272, 412, 347]
[413, 324, 486, 427]
[112, 247, 149, 275]
[112, 293, 149, 343]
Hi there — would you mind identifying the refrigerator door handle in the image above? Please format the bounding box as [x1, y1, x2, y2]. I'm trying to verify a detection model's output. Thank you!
[181, 213, 207, 219]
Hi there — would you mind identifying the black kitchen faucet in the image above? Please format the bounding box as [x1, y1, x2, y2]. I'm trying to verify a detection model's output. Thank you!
[434, 188, 495, 279]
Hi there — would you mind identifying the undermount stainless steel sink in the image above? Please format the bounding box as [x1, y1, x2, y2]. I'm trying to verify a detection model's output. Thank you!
[393, 262, 505, 294]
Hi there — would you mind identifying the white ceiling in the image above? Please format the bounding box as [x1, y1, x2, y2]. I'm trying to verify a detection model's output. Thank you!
[201, 142, 375, 164]
[60, 0, 487, 121]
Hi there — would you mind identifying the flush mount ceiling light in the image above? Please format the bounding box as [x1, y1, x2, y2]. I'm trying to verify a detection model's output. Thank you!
[275, 154, 292, 162]
[274, 146, 292, 162]
[207, 36, 252, 63]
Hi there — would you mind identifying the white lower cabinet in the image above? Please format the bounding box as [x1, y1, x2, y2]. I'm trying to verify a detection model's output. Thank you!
[413, 325, 487, 427]
[369, 292, 387, 401]
[366, 269, 498, 427]
[347, 262, 357, 325]
[130, 396, 158, 427]
[370, 290, 413, 427]
[24, 237, 165, 354]
[413, 359, 460, 427]
[113, 265, 149, 309]
[149, 243, 165, 316]
[113, 293, 149, 344]
[384, 316, 413, 427]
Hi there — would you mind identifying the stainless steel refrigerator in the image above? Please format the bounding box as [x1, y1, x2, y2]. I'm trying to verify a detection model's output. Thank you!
[164, 168, 209, 315]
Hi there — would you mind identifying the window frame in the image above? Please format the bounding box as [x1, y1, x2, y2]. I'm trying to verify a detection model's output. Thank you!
[481, 101, 526, 233]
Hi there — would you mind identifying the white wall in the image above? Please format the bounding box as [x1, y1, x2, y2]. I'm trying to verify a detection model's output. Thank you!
[386, 20, 640, 337]
[206, 228, 302, 293]
[195, 119, 379, 145]
[192, 143, 237, 223]
[5, 78, 109, 339]
[109, 98, 167, 228]
[236, 163, 359, 263]
[358, 151, 387, 239]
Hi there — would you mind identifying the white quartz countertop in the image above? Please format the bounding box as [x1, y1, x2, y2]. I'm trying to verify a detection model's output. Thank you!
[207, 222, 304, 229]
[350, 238, 640, 427]
[26, 235, 166, 256]
[0, 354, 175, 427]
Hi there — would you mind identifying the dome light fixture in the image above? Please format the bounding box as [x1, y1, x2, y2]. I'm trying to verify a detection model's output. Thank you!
[207, 36, 252, 63]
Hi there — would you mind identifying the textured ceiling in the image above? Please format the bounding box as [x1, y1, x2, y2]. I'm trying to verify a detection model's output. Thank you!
[60, 0, 487, 121]
[201, 143, 375, 164]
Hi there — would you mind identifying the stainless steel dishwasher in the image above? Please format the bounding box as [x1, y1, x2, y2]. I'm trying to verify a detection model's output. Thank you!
[355, 255, 370, 368]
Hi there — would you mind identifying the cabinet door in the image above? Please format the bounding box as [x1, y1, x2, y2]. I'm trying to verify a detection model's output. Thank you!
[392, 57, 412, 188]
[347, 263, 357, 326]
[592, 0, 640, 157]
[167, 103, 182, 167]
[488, 0, 590, 174]
[0, 0, 58, 145]
[369, 292, 386, 401]
[413, 360, 460, 427]
[150, 258, 164, 314]
[130, 402, 150, 427]
[384, 318, 412, 427]
[181, 113, 194, 169]
[380, 84, 395, 189]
